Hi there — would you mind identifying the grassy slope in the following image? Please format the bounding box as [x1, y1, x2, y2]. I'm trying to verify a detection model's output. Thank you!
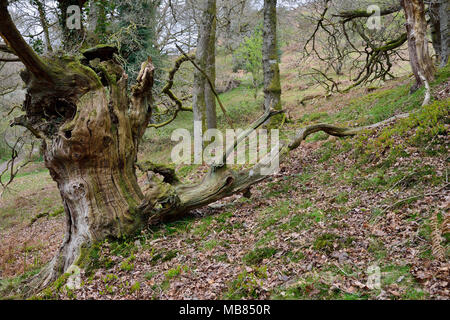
[0, 56, 448, 300]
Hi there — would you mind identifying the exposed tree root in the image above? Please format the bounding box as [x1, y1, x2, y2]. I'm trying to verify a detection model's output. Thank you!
[419, 71, 431, 106]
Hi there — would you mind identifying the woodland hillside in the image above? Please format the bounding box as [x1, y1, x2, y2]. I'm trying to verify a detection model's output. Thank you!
[0, 0, 448, 300]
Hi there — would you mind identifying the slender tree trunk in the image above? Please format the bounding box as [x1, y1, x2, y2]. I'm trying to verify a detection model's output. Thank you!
[193, 0, 217, 131]
[430, 1, 441, 61]
[86, 0, 106, 45]
[401, 0, 435, 91]
[205, 0, 217, 130]
[35, 0, 53, 53]
[262, 0, 282, 120]
[439, 0, 449, 67]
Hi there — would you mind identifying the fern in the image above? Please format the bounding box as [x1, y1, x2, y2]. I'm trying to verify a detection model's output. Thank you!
[431, 211, 445, 261]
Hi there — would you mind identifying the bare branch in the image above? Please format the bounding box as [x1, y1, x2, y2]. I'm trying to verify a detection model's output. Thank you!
[333, 3, 403, 22]
[0, 0, 52, 81]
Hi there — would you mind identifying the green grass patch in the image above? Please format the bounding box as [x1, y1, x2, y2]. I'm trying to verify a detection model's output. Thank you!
[242, 247, 278, 265]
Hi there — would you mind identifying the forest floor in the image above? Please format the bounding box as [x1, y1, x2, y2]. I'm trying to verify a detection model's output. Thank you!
[0, 53, 449, 300]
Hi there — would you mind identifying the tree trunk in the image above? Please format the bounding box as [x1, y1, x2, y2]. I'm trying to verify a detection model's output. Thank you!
[205, 0, 217, 130]
[35, 0, 53, 53]
[439, 0, 449, 67]
[15, 51, 154, 288]
[0, 0, 417, 297]
[262, 0, 282, 121]
[401, 0, 435, 91]
[193, 0, 217, 131]
[430, 1, 441, 62]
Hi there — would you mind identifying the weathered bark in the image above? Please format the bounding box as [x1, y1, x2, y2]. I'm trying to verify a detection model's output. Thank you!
[401, 0, 435, 91]
[21, 54, 155, 293]
[193, 0, 217, 131]
[439, 0, 449, 67]
[205, 0, 217, 130]
[430, 1, 441, 61]
[262, 0, 282, 121]
[20, 54, 154, 291]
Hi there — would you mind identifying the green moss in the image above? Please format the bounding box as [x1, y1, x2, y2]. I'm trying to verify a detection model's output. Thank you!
[109, 238, 138, 258]
[50, 207, 64, 217]
[313, 233, 340, 253]
[223, 269, 266, 299]
[161, 250, 178, 262]
[97, 63, 117, 86]
[0, 268, 41, 300]
[203, 239, 219, 250]
[242, 247, 277, 265]
[36, 273, 71, 300]
[102, 274, 118, 283]
[75, 242, 114, 275]
[130, 281, 141, 293]
[267, 63, 281, 92]
[271, 273, 368, 300]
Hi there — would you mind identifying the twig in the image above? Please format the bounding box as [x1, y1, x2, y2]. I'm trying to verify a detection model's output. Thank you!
[388, 170, 416, 192]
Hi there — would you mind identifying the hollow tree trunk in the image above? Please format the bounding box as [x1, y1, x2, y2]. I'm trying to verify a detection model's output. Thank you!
[44, 85, 144, 273]
[19, 52, 155, 287]
[401, 0, 435, 91]
[1, 0, 156, 284]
